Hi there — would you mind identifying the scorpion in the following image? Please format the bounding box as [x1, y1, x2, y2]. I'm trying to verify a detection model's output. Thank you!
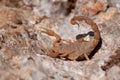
[40, 16, 100, 60]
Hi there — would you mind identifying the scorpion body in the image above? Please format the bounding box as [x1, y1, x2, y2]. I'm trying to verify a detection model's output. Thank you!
[40, 16, 100, 60]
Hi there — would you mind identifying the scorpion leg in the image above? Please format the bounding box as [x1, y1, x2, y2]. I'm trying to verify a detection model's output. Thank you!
[67, 52, 84, 60]
[83, 53, 90, 60]
[68, 52, 90, 60]
[60, 50, 76, 57]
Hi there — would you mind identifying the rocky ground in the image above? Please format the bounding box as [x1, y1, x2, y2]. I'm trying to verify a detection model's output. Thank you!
[0, 0, 120, 80]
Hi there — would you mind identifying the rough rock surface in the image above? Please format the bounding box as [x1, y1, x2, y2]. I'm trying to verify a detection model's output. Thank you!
[0, 0, 120, 80]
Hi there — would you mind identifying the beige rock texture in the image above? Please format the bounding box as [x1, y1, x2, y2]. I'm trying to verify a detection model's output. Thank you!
[0, 0, 120, 80]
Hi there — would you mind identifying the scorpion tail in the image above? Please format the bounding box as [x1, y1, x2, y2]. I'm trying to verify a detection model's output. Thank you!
[71, 16, 100, 44]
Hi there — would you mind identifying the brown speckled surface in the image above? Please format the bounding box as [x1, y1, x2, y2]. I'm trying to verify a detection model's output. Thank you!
[0, 0, 120, 80]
